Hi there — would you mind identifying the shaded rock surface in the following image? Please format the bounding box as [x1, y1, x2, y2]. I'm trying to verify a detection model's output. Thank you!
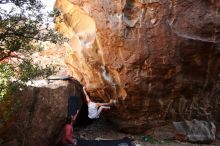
[217, 133, 220, 140]
[0, 80, 83, 146]
[55, 0, 220, 133]
[217, 132, 220, 140]
[74, 118, 217, 146]
[173, 119, 216, 143]
[0, 42, 87, 146]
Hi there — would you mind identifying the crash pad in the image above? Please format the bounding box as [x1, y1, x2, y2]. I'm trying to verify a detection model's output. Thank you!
[77, 138, 133, 146]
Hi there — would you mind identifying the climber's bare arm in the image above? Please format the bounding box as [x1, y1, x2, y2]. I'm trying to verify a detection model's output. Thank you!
[83, 86, 91, 103]
[96, 99, 114, 107]
[72, 110, 79, 121]
[96, 103, 109, 107]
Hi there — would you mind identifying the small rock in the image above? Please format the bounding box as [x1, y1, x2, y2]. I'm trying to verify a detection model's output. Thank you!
[150, 19, 157, 24]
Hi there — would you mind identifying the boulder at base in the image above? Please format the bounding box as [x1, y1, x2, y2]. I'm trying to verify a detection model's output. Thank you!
[173, 119, 216, 143]
[0, 80, 83, 146]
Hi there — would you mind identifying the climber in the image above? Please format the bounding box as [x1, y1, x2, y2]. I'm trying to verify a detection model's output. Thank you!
[62, 112, 79, 146]
[83, 86, 115, 119]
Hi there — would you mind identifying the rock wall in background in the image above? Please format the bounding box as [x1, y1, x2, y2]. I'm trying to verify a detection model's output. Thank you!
[55, 0, 220, 133]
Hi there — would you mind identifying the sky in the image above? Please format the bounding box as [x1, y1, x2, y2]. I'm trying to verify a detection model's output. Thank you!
[0, 0, 57, 25]
[0, 0, 56, 13]
[41, 0, 56, 13]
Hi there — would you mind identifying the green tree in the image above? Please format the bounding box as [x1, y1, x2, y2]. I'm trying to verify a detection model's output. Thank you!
[0, 0, 62, 127]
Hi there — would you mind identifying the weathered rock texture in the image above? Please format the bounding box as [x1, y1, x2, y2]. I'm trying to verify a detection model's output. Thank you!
[55, 0, 220, 133]
[0, 42, 87, 146]
[173, 119, 216, 143]
[0, 80, 83, 146]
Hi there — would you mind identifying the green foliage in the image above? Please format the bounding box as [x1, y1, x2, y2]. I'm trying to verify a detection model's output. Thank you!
[141, 136, 161, 144]
[0, 4, 63, 59]
[18, 59, 55, 82]
[0, 63, 15, 100]
[0, 60, 56, 101]
[0, 0, 62, 98]
[0, 0, 63, 126]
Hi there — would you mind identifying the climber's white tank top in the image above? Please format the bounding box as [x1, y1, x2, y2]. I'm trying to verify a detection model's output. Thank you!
[88, 102, 98, 119]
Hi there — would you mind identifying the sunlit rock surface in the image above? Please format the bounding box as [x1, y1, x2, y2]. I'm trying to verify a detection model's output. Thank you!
[55, 0, 220, 133]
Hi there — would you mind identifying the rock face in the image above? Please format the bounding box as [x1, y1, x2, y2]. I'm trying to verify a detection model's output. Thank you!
[55, 0, 220, 133]
[0, 80, 83, 146]
[173, 119, 216, 143]
[0, 42, 87, 146]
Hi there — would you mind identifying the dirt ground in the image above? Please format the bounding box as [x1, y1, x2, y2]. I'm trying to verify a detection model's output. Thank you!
[74, 118, 219, 146]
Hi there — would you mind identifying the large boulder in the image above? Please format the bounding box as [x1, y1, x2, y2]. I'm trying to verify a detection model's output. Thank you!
[173, 119, 216, 143]
[0, 79, 83, 146]
[0, 40, 86, 146]
[55, 0, 220, 133]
